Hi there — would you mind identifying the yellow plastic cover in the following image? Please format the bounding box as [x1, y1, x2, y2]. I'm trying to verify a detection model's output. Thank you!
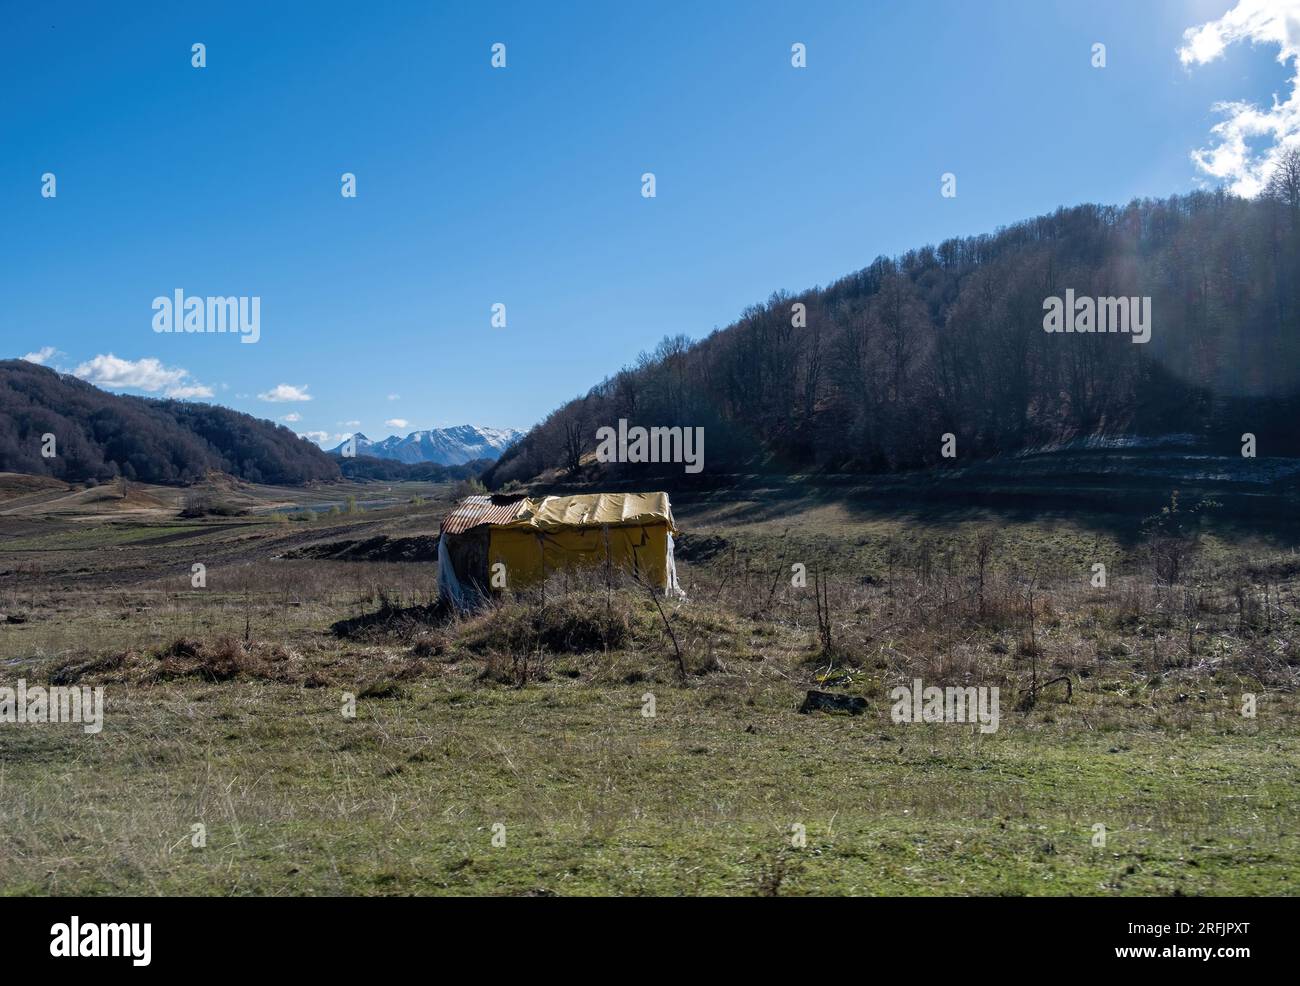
[507, 492, 676, 533]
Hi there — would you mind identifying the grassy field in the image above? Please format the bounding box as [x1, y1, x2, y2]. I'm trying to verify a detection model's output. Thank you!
[1, 471, 1297, 896]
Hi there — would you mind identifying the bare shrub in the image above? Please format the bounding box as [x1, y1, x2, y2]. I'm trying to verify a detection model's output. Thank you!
[459, 592, 641, 655]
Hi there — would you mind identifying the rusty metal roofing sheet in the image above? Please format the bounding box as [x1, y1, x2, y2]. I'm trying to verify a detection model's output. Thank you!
[439, 495, 524, 535]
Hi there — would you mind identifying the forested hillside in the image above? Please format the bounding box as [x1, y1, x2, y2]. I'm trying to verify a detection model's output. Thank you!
[488, 165, 1300, 487]
[0, 360, 339, 485]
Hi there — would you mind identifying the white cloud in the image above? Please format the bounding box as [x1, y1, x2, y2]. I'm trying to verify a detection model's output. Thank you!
[281, 412, 301, 422]
[165, 384, 216, 399]
[258, 383, 313, 402]
[387, 393, 401, 401]
[21, 346, 60, 365]
[385, 418, 409, 429]
[338, 419, 361, 427]
[1180, 0, 1300, 196]
[72, 353, 213, 399]
[300, 430, 330, 445]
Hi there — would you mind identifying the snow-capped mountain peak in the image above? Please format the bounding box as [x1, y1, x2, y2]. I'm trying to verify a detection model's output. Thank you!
[329, 424, 522, 465]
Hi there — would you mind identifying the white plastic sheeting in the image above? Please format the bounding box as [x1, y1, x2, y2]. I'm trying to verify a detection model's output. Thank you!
[666, 532, 685, 599]
[436, 533, 471, 611]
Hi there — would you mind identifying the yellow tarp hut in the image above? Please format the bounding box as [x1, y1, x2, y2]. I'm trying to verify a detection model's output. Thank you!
[437, 492, 682, 607]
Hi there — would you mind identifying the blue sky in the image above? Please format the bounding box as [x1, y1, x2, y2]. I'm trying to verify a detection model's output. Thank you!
[2, 0, 1295, 444]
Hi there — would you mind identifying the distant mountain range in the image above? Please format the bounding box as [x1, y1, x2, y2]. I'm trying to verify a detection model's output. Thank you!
[0, 360, 520, 486]
[330, 425, 522, 465]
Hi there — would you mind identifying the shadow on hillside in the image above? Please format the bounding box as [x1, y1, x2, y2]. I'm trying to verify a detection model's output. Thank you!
[530, 464, 1300, 547]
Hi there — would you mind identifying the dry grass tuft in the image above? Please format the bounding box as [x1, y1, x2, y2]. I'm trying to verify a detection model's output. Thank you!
[459, 591, 645, 655]
[52, 635, 309, 686]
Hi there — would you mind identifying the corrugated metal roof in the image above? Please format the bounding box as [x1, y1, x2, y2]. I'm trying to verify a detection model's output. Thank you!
[439, 495, 524, 535]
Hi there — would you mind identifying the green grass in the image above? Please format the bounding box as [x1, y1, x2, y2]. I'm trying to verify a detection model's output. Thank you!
[2, 523, 215, 552]
[1, 676, 1294, 896]
[2, 478, 1298, 896]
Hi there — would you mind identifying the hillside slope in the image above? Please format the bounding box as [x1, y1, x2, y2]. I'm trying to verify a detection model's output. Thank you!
[0, 360, 339, 485]
[487, 189, 1300, 487]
